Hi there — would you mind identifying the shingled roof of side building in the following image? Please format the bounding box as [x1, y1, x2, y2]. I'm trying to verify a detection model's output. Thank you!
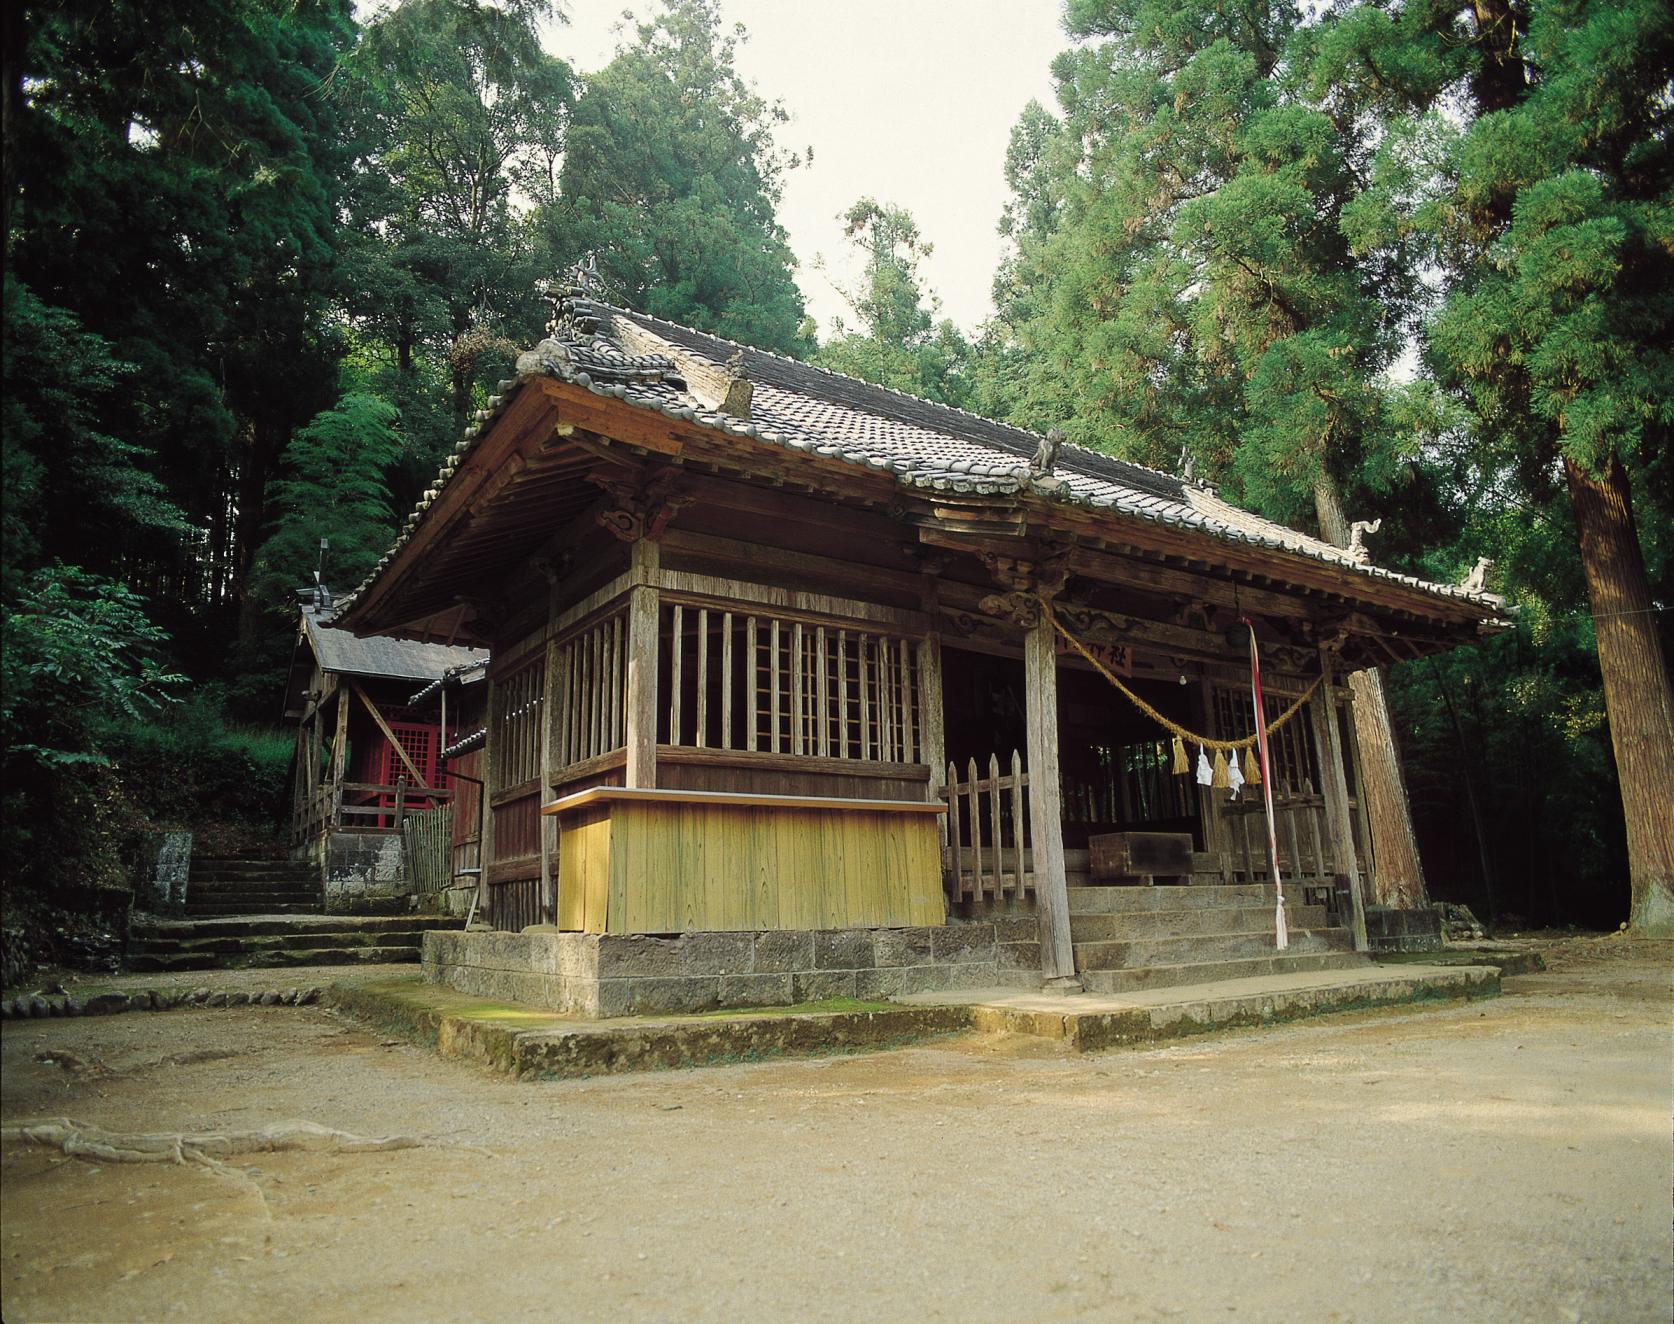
[337, 279, 1510, 626]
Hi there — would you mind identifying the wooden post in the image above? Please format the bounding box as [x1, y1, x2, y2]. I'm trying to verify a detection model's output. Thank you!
[1025, 617, 1080, 988]
[917, 634, 945, 802]
[1311, 652, 1370, 952]
[625, 538, 660, 787]
[329, 684, 349, 829]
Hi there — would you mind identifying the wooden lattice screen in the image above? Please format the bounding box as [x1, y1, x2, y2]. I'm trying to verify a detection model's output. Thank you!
[553, 610, 627, 770]
[659, 602, 921, 762]
[491, 660, 545, 790]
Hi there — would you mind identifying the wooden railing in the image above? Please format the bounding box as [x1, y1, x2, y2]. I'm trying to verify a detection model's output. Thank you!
[1221, 778, 1350, 904]
[939, 752, 1035, 901]
[552, 609, 626, 772]
[294, 779, 454, 843]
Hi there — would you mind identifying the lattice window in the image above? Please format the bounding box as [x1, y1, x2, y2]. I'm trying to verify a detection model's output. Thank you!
[658, 601, 922, 763]
[491, 661, 545, 790]
[1211, 685, 1320, 792]
[382, 723, 437, 790]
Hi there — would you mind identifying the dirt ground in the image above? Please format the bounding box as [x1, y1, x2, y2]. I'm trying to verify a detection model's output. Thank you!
[3, 941, 1669, 1324]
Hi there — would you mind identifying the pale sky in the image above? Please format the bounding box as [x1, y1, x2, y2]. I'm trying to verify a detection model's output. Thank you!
[551, 1, 1069, 337]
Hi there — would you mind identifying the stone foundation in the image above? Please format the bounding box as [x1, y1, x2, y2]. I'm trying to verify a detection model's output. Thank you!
[423, 918, 1042, 1018]
[324, 831, 407, 914]
[1365, 905, 1444, 953]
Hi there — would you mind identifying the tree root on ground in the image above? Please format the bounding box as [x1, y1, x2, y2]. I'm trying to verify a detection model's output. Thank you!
[1, 1118, 421, 1166]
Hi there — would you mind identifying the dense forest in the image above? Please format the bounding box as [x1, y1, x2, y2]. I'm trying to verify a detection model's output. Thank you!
[3, 0, 1669, 935]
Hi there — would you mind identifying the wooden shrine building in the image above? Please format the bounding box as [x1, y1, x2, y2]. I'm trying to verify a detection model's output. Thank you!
[331, 276, 1509, 1008]
[286, 606, 485, 872]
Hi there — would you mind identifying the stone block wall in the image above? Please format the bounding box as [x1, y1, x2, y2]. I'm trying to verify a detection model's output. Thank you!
[324, 831, 407, 914]
[423, 919, 1041, 1018]
[1364, 905, 1444, 953]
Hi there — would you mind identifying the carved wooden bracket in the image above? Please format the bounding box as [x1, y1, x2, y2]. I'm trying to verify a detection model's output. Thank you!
[588, 470, 694, 542]
[976, 549, 1071, 627]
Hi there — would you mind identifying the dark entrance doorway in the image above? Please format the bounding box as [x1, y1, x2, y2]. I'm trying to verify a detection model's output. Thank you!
[939, 644, 1203, 852]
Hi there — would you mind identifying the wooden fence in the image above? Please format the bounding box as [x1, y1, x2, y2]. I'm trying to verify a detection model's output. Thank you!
[939, 751, 1035, 900]
[402, 803, 455, 894]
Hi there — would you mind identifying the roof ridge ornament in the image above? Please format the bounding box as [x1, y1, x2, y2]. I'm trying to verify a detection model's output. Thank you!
[1347, 518, 1381, 565]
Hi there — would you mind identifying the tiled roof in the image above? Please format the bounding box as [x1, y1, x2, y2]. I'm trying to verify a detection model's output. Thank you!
[344, 282, 1507, 618]
[303, 609, 486, 683]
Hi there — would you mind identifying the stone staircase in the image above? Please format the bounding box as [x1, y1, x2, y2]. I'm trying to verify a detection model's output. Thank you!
[1069, 882, 1367, 994]
[186, 856, 322, 917]
[126, 914, 465, 973]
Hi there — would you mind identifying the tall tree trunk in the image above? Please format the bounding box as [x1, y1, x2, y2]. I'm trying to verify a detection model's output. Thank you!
[1564, 452, 1674, 935]
[1314, 478, 1431, 909]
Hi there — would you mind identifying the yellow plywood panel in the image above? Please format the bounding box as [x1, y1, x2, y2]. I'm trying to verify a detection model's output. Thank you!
[556, 796, 947, 934]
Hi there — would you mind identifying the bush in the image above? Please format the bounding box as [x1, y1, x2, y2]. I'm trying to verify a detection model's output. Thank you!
[97, 696, 294, 833]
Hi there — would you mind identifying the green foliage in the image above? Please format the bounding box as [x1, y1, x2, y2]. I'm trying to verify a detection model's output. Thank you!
[542, 0, 808, 354]
[814, 199, 975, 406]
[1, 279, 187, 595]
[343, 0, 570, 432]
[1, 566, 187, 894]
[1, 566, 185, 770]
[96, 697, 295, 829]
[236, 392, 402, 711]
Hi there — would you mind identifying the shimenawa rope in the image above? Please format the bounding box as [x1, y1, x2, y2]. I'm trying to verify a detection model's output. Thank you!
[1038, 599, 1321, 752]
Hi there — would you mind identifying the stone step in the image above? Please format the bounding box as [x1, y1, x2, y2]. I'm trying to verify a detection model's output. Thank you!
[191, 861, 314, 874]
[125, 946, 423, 974]
[1069, 904, 1331, 941]
[1074, 926, 1351, 972]
[187, 888, 321, 904]
[135, 915, 463, 939]
[130, 929, 433, 956]
[190, 875, 318, 887]
[1078, 951, 1372, 994]
[183, 903, 325, 917]
[1068, 883, 1292, 914]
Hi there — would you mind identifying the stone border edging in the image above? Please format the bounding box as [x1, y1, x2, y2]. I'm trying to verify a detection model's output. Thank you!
[1, 986, 326, 1019]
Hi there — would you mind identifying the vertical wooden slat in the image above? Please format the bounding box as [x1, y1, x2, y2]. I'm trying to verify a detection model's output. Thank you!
[721, 611, 734, 750]
[696, 607, 709, 748]
[965, 756, 983, 898]
[790, 622, 804, 756]
[859, 634, 872, 761]
[747, 616, 759, 752]
[580, 629, 594, 762]
[816, 626, 829, 757]
[669, 603, 683, 747]
[1304, 778, 1327, 883]
[592, 624, 606, 759]
[948, 762, 964, 895]
[988, 752, 1003, 894]
[835, 630, 848, 757]
[1010, 749, 1027, 893]
[900, 637, 916, 764]
[770, 618, 781, 754]
[625, 551, 659, 787]
[614, 615, 626, 749]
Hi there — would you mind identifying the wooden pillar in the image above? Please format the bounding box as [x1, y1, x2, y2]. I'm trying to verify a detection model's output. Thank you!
[1025, 617, 1080, 988]
[1311, 652, 1370, 952]
[329, 684, 349, 828]
[917, 633, 945, 802]
[625, 538, 661, 787]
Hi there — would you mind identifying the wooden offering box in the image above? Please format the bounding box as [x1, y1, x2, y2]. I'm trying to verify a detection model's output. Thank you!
[1089, 831, 1194, 885]
[545, 787, 947, 934]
